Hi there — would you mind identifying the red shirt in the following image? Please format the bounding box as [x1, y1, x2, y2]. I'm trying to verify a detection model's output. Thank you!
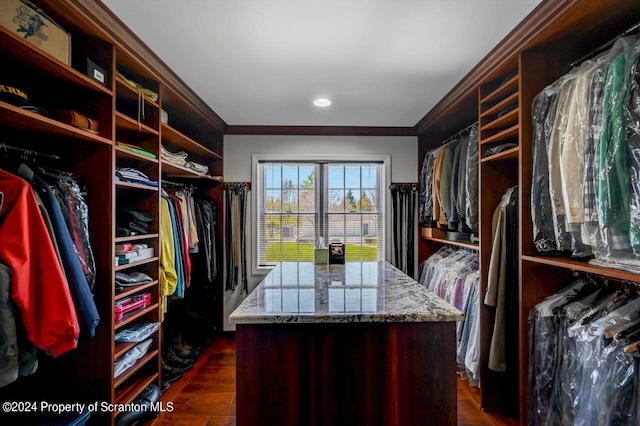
[0, 169, 79, 357]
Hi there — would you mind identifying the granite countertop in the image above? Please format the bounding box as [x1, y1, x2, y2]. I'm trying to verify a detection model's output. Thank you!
[229, 261, 463, 324]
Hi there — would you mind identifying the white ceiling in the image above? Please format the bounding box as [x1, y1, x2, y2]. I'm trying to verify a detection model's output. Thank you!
[102, 0, 541, 128]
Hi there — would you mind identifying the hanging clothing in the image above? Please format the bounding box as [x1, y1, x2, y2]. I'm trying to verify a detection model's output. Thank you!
[419, 148, 438, 226]
[0, 169, 79, 357]
[225, 185, 248, 293]
[31, 174, 99, 338]
[485, 186, 518, 373]
[465, 126, 479, 234]
[529, 278, 640, 426]
[160, 196, 178, 318]
[419, 247, 480, 386]
[390, 184, 417, 276]
[599, 48, 632, 231]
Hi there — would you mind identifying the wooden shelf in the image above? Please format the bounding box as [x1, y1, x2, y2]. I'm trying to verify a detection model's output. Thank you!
[115, 302, 160, 330]
[116, 145, 159, 163]
[115, 234, 159, 243]
[115, 180, 160, 192]
[481, 108, 519, 132]
[116, 281, 159, 301]
[522, 254, 640, 282]
[422, 236, 479, 250]
[115, 329, 160, 358]
[115, 372, 159, 407]
[161, 160, 222, 181]
[480, 92, 519, 119]
[161, 123, 223, 159]
[115, 111, 159, 135]
[0, 102, 112, 145]
[114, 350, 159, 388]
[114, 257, 159, 271]
[480, 74, 519, 105]
[116, 77, 160, 108]
[114, 341, 139, 359]
[0, 27, 112, 96]
[481, 146, 519, 163]
[479, 124, 519, 146]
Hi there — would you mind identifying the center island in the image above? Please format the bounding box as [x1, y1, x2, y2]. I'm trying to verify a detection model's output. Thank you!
[229, 261, 463, 426]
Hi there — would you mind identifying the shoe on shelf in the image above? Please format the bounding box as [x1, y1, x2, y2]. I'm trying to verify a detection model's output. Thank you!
[161, 359, 184, 384]
[164, 346, 195, 370]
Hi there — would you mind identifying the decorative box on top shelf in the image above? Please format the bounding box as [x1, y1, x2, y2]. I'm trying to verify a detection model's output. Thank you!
[0, 0, 71, 65]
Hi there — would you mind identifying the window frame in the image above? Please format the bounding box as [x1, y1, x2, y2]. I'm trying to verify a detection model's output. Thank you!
[251, 153, 391, 276]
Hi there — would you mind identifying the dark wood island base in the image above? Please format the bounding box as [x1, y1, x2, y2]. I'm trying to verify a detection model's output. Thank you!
[236, 321, 456, 426]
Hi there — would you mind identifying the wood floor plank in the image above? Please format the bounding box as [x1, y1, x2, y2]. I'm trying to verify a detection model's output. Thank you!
[151, 336, 519, 426]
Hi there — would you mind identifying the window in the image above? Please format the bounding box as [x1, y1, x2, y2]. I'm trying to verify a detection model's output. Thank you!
[255, 159, 385, 269]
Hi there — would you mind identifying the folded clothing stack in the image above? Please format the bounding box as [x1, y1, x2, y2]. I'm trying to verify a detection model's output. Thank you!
[117, 207, 154, 236]
[161, 146, 209, 175]
[115, 271, 154, 292]
[114, 338, 153, 378]
[115, 322, 161, 343]
[161, 146, 188, 166]
[116, 167, 159, 187]
[116, 142, 156, 159]
[186, 161, 208, 174]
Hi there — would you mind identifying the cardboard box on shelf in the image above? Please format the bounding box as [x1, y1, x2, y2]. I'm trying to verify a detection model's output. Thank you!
[420, 227, 447, 239]
[0, 0, 71, 65]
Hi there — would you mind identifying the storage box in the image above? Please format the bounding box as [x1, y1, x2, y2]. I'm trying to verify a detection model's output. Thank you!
[420, 226, 447, 239]
[0, 0, 71, 65]
[87, 58, 108, 88]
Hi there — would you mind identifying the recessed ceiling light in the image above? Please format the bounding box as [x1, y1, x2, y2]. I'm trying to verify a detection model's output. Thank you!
[313, 98, 331, 107]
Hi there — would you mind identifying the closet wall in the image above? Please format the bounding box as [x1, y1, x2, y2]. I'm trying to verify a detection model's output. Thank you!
[416, 0, 640, 423]
[223, 134, 417, 331]
[0, 0, 225, 424]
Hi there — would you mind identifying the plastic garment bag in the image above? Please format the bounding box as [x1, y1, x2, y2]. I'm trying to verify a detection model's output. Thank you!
[548, 70, 580, 253]
[419, 149, 438, 225]
[465, 126, 479, 233]
[531, 84, 561, 252]
[625, 40, 640, 256]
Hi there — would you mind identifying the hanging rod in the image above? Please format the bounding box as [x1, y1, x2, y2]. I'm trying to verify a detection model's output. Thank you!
[224, 182, 251, 191]
[0, 143, 61, 160]
[441, 122, 478, 146]
[389, 182, 418, 192]
[573, 270, 640, 292]
[569, 21, 640, 67]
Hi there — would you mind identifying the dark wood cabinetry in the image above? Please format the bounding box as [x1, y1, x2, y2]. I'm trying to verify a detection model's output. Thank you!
[0, 0, 225, 424]
[416, 0, 640, 423]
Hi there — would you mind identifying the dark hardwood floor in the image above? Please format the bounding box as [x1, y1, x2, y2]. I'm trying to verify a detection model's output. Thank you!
[151, 336, 518, 426]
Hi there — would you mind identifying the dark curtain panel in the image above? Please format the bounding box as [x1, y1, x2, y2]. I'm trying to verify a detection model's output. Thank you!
[389, 183, 418, 277]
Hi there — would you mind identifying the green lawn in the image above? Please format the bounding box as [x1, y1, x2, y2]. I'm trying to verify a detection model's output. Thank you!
[265, 242, 378, 262]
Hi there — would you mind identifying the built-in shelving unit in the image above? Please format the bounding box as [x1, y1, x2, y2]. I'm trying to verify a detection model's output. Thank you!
[415, 1, 640, 424]
[0, 1, 226, 424]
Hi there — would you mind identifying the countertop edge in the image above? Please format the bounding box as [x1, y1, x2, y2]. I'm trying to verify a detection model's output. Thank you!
[229, 312, 464, 325]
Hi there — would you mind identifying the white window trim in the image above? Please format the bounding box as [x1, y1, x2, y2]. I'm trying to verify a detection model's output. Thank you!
[251, 153, 391, 277]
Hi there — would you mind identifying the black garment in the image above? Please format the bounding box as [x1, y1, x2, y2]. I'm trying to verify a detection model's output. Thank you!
[419, 150, 436, 226]
[502, 186, 519, 418]
[465, 126, 479, 233]
[181, 196, 220, 340]
[456, 133, 470, 232]
[449, 140, 461, 229]
[531, 88, 559, 252]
